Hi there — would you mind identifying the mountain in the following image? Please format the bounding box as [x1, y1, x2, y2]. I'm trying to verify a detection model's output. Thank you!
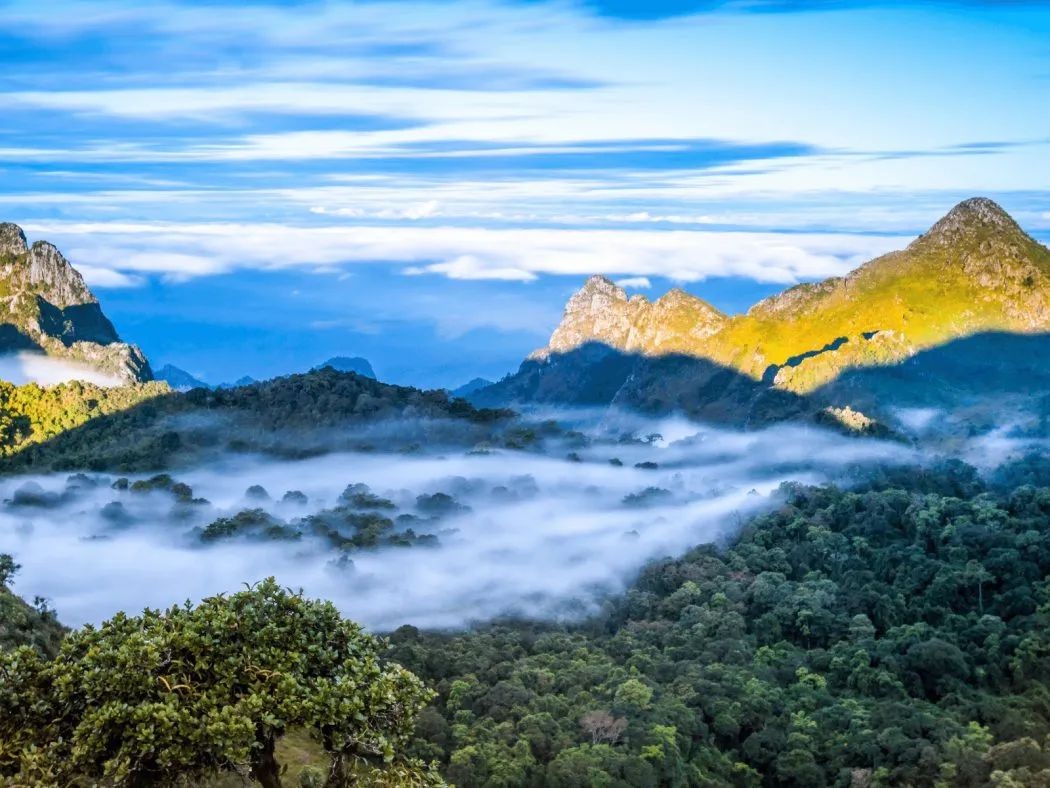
[0, 223, 151, 383]
[451, 377, 494, 398]
[218, 375, 257, 390]
[311, 356, 376, 378]
[474, 198, 1050, 425]
[154, 364, 209, 391]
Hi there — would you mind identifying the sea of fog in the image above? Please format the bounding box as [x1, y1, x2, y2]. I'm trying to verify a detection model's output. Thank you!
[0, 414, 998, 631]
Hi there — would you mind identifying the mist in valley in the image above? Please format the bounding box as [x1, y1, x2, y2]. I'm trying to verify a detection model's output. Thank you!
[1, 413, 934, 631]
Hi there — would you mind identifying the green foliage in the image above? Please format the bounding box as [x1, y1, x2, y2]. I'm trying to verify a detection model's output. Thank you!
[389, 468, 1050, 787]
[0, 579, 441, 787]
[0, 378, 167, 457]
[2, 368, 516, 473]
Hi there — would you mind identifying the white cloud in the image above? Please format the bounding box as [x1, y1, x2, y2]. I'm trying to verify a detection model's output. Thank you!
[405, 255, 537, 282]
[614, 212, 715, 225]
[312, 201, 442, 220]
[4, 417, 916, 629]
[0, 353, 123, 387]
[615, 276, 652, 289]
[25, 220, 909, 286]
[75, 264, 143, 289]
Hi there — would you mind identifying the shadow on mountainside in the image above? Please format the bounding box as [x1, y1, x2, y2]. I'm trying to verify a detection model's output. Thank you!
[0, 325, 45, 354]
[468, 341, 817, 427]
[471, 333, 1050, 433]
[35, 299, 120, 346]
[815, 331, 1050, 417]
[5, 332, 1050, 476]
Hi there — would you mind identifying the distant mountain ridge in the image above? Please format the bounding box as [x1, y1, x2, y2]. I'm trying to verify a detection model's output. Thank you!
[155, 364, 208, 391]
[475, 198, 1050, 425]
[452, 377, 494, 398]
[158, 357, 377, 391]
[0, 223, 151, 383]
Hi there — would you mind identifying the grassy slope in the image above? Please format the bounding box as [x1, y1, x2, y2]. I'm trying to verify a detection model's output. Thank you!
[718, 216, 1050, 389]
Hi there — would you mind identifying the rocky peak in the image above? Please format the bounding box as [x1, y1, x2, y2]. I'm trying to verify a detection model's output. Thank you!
[575, 274, 627, 303]
[541, 275, 634, 356]
[655, 287, 725, 316]
[919, 197, 1024, 247]
[0, 223, 28, 257]
[0, 222, 151, 383]
[26, 241, 96, 308]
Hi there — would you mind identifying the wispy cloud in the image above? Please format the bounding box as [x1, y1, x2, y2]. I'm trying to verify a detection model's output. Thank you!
[615, 276, 652, 288]
[23, 220, 908, 285]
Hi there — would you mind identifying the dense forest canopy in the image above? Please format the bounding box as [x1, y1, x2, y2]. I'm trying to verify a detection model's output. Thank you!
[0, 578, 442, 787]
[4, 456, 1050, 786]
[385, 459, 1050, 787]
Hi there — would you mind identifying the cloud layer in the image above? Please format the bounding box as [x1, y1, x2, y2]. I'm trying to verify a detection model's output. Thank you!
[5, 416, 915, 630]
[26, 220, 908, 285]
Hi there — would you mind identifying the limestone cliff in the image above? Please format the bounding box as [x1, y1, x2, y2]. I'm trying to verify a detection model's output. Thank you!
[0, 223, 151, 383]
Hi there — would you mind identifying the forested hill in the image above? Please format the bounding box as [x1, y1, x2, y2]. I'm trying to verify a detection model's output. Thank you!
[389, 459, 1050, 787]
[0, 368, 516, 473]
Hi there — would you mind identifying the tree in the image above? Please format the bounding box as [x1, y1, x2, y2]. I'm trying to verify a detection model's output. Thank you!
[580, 710, 628, 745]
[0, 579, 441, 787]
[0, 554, 18, 587]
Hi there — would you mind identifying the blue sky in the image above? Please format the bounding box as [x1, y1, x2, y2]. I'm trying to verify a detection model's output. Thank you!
[1, 0, 1048, 387]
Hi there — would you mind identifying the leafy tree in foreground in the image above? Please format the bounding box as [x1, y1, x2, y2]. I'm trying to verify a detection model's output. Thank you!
[0, 579, 442, 787]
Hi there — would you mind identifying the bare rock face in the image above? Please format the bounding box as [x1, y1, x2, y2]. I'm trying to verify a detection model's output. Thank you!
[541, 276, 634, 357]
[0, 223, 152, 384]
[0, 223, 29, 257]
[23, 242, 97, 309]
[919, 197, 1021, 246]
[537, 275, 727, 359]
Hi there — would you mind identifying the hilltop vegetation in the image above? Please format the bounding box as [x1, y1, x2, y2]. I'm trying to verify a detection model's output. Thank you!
[0, 368, 515, 473]
[0, 579, 442, 787]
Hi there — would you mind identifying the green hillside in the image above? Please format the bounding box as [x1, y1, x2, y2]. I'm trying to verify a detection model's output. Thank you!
[0, 367, 515, 473]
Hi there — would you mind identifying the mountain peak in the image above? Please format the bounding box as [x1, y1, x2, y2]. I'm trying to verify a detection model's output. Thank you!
[0, 223, 151, 383]
[921, 197, 1023, 245]
[0, 223, 28, 257]
[578, 274, 626, 299]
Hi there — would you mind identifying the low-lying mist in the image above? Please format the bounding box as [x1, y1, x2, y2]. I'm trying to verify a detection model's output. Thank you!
[2, 416, 932, 630]
[0, 352, 124, 387]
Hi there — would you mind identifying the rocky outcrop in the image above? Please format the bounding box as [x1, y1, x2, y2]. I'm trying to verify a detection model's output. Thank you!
[0, 223, 151, 383]
[537, 275, 727, 359]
